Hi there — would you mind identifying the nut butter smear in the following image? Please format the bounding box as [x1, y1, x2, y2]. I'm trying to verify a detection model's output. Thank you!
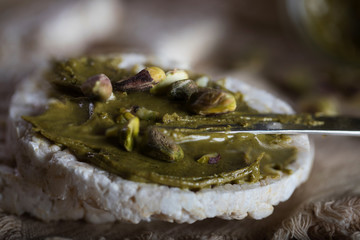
[23, 56, 297, 190]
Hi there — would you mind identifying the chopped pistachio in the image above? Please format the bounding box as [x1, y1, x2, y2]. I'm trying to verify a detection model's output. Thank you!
[207, 78, 228, 90]
[120, 118, 139, 151]
[169, 79, 198, 100]
[116, 111, 136, 124]
[150, 69, 189, 95]
[197, 153, 221, 164]
[142, 127, 184, 162]
[164, 69, 189, 81]
[146, 66, 166, 83]
[80, 74, 113, 101]
[116, 112, 140, 151]
[195, 76, 209, 87]
[131, 106, 160, 120]
[188, 88, 237, 115]
[113, 66, 165, 92]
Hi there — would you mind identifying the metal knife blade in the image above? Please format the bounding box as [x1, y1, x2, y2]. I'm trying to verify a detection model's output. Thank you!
[159, 115, 360, 136]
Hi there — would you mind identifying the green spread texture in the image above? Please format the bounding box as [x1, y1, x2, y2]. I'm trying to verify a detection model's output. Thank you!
[23, 57, 297, 190]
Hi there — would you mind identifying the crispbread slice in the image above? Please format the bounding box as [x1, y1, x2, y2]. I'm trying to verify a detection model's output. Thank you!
[2, 54, 313, 223]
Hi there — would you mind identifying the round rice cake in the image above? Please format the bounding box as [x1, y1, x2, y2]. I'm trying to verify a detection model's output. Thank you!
[3, 53, 313, 223]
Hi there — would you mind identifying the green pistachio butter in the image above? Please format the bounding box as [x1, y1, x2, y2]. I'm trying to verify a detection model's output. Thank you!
[23, 57, 297, 190]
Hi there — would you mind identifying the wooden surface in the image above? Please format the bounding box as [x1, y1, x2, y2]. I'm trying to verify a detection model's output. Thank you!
[0, 80, 359, 240]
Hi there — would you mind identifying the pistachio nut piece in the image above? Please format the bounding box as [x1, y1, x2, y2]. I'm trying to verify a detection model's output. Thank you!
[116, 111, 136, 124]
[80, 74, 113, 101]
[188, 88, 237, 115]
[195, 76, 209, 87]
[131, 106, 160, 121]
[150, 69, 189, 95]
[113, 66, 165, 92]
[143, 127, 184, 162]
[197, 153, 221, 164]
[146, 66, 166, 83]
[169, 79, 198, 100]
[117, 112, 140, 152]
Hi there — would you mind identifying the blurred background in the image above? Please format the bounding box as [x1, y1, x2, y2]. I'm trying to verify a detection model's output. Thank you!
[1, 1, 360, 238]
[1, 0, 359, 117]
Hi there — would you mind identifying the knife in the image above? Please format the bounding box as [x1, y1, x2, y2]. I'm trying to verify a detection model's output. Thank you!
[158, 114, 360, 136]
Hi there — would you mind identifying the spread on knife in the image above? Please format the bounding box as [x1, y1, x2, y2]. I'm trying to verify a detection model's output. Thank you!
[23, 56, 297, 190]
